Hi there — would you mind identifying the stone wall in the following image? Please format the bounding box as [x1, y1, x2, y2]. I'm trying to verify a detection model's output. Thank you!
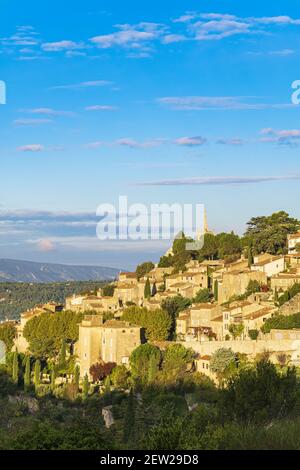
[279, 293, 300, 316]
[180, 338, 300, 361]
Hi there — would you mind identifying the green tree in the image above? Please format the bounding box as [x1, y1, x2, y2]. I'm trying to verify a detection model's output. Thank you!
[161, 344, 194, 381]
[122, 306, 172, 341]
[123, 388, 135, 444]
[151, 282, 157, 297]
[0, 323, 16, 351]
[194, 288, 211, 304]
[74, 365, 80, 392]
[111, 365, 129, 389]
[244, 211, 300, 255]
[221, 359, 298, 422]
[12, 352, 19, 385]
[198, 233, 218, 260]
[101, 284, 115, 297]
[216, 232, 241, 259]
[136, 261, 155, 280]
[24, 355, 31, 391]
[130, 344, 161, 386]
[214, 280, 219, 302]
[144, 278, 151, 299]
[34, 359, 41, 391]
[228, 323, 244, 339]
[248, 329, 259, 340]
[210, 348, 237, 384]
[50, 369, 56, 392]
[248, 246, 254, 267]
[82, 373, 89, 400]
[58, 340, 67, 369]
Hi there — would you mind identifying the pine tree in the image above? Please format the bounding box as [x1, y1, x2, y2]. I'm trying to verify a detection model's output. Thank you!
[12, 352, 19, 385]
[83, 373, 89, 400]
[214, 280, 219, 302]
[34, 359, 41, 392]
[50, 369, 56, 392]
[144, 278, 151, 299]
[74, 365, 80, 392]
[24, 356, 31, 391]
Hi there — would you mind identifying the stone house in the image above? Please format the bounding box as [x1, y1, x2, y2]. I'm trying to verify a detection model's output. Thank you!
[77, 316, 141, 378]
[218, 270, 267, 304]
[251, 255, 285, 278]
[271, 273, 300, 293]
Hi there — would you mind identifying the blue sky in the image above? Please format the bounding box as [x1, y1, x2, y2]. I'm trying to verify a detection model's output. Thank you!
[1, 0, 300, 269]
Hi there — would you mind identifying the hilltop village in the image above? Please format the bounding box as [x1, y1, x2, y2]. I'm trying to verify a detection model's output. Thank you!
[4, 211, 300, 385]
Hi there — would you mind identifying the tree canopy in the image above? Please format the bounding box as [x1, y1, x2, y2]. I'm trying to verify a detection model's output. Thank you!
[244, 211, 300, 255]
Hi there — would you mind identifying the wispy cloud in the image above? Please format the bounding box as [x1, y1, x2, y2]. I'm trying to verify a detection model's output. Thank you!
[216, 138, 244, 145]
[116, 138, 163, 149]
[90, 22, 166, 50]
[135, 175, 300, 186]
[174, 136, 206, 146]
[17, 144, 45, 152]
[13, 118, 52, 126]
[41, 40, 85, 52]
[50, 80, 112, 90]
[158, 96, 295, 111]
[19, 107, 75, 117]
[259, 128, 300, 146]
[84, 105, 118, 111]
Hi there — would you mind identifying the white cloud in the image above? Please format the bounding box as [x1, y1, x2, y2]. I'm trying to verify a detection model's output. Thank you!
[174, 136, 206, 146]
[17, 144, 45, 152]
[269, 49, 295, 56]
[37, 239, 56, 252]
[136, 175, 300, 186]
[19, 107, 74, 116]
[216, 138, 244, 145]
[158, 96, 295, 111]
[90, 22, 166, 51]
[13, 118, 52, 126]
[42, 40, 85, 51]
[51, 80, 112, 90]
[84, 105, 118, 111]
[116, 138, 162, 149]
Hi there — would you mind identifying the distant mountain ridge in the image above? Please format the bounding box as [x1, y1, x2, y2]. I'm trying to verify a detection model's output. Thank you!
[0, 259, 119, 283]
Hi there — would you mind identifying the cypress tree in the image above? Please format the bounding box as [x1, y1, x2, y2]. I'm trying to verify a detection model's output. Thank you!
[144, 278, 151, 299]
[59, 340, 67, 367]
[83, 373, 89, 400]
[214, 280, 219, 302]
[248, 247, 254, 267]
[34, 359, 41, 392]
[148, 354, 158, 383]
[151, 282, 157, 297]
[74, 365, 80, 392]
[123, 388, 135, 445]
[50, 369, 56, 392]
[104, 375, 111, 394]
[24, 356, 31, 391]
[12, 352, 19, 385]
[274, 287, 279, 303]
